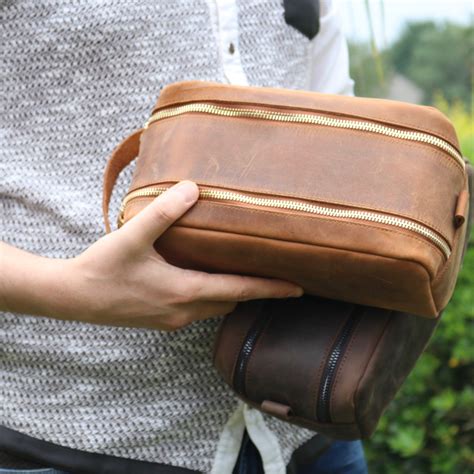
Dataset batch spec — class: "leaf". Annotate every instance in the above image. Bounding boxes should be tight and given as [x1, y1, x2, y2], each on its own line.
[387, 426, 425, 457]
[430, 389, 456, 412]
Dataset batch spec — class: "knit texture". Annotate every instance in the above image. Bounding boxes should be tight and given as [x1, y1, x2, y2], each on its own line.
[237, 0, 311, 89]
[0, 1, 321, 472]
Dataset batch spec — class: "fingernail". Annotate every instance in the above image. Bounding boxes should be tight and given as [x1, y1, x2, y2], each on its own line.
[173, 181, 199, 204]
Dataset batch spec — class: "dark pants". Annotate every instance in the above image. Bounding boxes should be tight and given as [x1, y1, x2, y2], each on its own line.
[233, 431, 368, 474]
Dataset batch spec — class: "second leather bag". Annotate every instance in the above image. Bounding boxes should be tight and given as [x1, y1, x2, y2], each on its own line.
[213, 296, 441, 440]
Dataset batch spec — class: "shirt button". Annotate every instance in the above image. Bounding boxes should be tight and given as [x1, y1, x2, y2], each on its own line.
[228, 42, 235, 55]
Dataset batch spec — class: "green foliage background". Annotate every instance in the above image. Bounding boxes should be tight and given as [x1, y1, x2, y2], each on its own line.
[349, 20, 474, 474]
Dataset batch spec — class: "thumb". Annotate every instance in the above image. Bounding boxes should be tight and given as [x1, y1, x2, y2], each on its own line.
[119, 181, 199, 245]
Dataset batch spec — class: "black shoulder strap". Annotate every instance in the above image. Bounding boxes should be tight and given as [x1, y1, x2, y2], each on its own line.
[283, 0, 320, 40]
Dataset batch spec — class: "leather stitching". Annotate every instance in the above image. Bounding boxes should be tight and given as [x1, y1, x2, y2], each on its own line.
[125, 198, 447, 274]
[429, 217, 466, 313]
[163, 224, 436, 315]
[310, 312, 351, 422]
[124, 188, 452, 252]
[153, 88, 459, 147]
[351, 314, 393, 438]
[330, 311, 368, 423]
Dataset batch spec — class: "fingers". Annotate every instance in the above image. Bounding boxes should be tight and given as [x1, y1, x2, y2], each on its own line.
[186, 271, 303, 302]
[119, 181, 199, 245]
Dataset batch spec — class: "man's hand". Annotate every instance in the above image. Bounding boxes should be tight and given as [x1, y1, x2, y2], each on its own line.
[0, 181, 303, 330]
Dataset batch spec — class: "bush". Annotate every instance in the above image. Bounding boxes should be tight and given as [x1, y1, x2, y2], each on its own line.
[364, 98, 474, 473]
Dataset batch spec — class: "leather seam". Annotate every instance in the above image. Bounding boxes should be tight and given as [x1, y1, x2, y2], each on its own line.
[329, 313, 365, 423]
[154, 88, 459, 146]
[127, 176, 456, 238]
[311, 313, 351, 423]
[429, 218, 465, 313]
[165, 223, 436, 312]
[125, 198, 447, 270]
[432, 224, 463, 282]
[352, 314, 394, 438]
[199, 204, 448, 264]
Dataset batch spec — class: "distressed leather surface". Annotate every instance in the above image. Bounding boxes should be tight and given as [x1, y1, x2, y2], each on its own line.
[107, 80, 472, 317]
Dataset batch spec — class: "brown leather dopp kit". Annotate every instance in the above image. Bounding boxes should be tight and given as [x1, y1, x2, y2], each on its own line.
[214, 296, 443, 439]
[103, 81, 473, 439]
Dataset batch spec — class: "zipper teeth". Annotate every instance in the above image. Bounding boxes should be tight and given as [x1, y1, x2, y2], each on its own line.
[233, 327, 261, 396]
[317, 307, 364, 423]
[145, 103, 464, 169]
[120, 186, 451, 259]
[233, 303, 273, 396]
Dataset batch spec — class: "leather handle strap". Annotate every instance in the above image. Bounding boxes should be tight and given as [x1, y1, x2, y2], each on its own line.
[102, 129, 143, 233]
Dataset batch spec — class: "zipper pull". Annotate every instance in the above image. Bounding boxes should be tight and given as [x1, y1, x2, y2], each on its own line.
[455, 190, 469, 228]
[261, 400, 292, 419]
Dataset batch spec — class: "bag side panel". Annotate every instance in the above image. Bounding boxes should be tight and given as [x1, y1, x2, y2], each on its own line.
[354, 312, 439, 438]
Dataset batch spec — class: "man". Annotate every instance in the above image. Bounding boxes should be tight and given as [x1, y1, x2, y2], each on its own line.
[0, 0, 366, 472]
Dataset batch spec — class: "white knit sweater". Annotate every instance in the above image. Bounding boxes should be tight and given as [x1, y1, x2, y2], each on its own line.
[0, 1, 353, 472]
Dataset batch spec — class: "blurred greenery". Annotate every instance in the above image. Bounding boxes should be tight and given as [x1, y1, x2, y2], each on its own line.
[390, 21, 473, 106]
[348, 18, 474, 474]
[350, 21, 473, 108]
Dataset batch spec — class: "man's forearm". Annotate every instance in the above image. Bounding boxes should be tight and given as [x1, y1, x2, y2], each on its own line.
[0, 241, 69, 318]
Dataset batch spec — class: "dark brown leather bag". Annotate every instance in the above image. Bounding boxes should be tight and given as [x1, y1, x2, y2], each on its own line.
[213, 296, 440, 440]
[103, 80, 471, 317]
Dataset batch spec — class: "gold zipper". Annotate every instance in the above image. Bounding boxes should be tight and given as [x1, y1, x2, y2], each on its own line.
[145, 103, 464, 169]
[119, 185, 451, 259]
